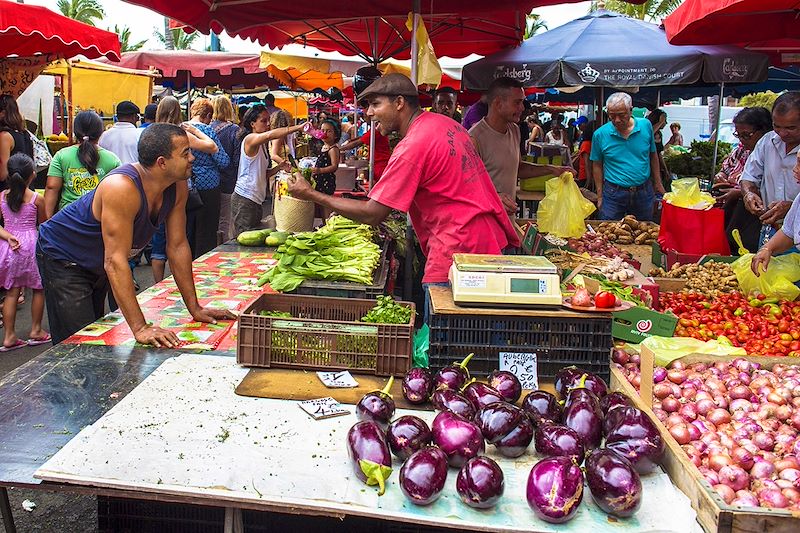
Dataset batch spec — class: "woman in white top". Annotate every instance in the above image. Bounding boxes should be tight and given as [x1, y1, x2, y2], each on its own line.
[231, 104, 304, 236]
[545, 121, 566, 146]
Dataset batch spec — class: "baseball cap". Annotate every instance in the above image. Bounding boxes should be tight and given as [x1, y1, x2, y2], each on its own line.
[358, 73, 418, 104]
[143, 104, 157, 121]
[116, 100, 140, 117]
[575, 116, 588, 126]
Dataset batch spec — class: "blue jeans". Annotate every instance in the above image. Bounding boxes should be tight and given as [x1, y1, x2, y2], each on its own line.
[599, 180, 656, 222]
[150, 222, 167, 261]
[422, 282, 450, 325]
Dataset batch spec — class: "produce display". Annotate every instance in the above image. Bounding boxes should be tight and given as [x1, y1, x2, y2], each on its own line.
[661, 292, 800, 357]
[650, 261, 740, 297]
[356, 377, 396, 427]
[564, 232, 635, 261]
[361, 296, 414, 324]
[590, 215, 660, 245]
[546, 249, 637, 281]
[258, 216, 381, 292]
[616, 357, 800, 511]
[568, 287, 622, 308]
[347, 363, 657, 524]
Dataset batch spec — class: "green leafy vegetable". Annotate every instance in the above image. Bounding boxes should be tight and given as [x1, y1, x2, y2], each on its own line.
[361, 296, 414, 324]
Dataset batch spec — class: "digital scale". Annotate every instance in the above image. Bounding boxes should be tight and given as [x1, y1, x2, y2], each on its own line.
[448, 254, 563, 307]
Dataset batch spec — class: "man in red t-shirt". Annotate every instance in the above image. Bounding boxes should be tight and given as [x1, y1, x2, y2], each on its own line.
[339, 127, 391, 181]
[288, 74, 519, 318]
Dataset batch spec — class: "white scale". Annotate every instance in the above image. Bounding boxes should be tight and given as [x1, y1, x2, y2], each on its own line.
[449, 254, 563, 307]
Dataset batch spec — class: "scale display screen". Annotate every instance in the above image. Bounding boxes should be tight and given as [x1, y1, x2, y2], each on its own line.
[510, 278, 544, 294]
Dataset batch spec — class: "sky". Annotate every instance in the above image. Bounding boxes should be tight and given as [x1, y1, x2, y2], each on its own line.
[25, 0, 595, 58]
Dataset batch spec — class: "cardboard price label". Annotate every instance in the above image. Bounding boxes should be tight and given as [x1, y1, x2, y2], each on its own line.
[298, 397, 349, 420]
[317, 371, 359, 388]
[499, 352, 538, 390]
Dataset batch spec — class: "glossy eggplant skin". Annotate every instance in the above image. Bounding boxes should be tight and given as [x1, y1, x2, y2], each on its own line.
[563, 398, 603, 450]
[399, 446, 449, 506]
[585, 449, 642, 518]
[386, 416, 432, 461]
[431, 389, 476, 419]
[474, 402, 525, 444]
[526, 456, 584, 524]
[356, 390, 396, 427]
[521, 390, 562, 425]
[488, 370, 522, 403]
[463, 381, 505, 411]
[604, 407, 664, 474]
[554, 366, 584, 400]
[533, 423, 586, 464]
[347, 421, 393, 495]
[495, 415, 533, 458]
[402, 367, 433, 404]
[599, 391, 632, 416]
[456, 456, 505, 509]
[433, 354, 473, 392]
[431, 410, 485, 468]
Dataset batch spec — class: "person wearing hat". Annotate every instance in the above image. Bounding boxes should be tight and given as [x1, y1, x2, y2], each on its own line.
[140, 104, 158, 129]
[99, 100, 143, 165]
[288, 73, 520, 321]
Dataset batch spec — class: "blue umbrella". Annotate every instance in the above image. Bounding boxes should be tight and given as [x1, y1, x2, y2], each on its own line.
[462, 10, 769, 90]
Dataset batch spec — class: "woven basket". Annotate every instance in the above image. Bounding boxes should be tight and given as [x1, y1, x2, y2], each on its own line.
[273, 194, 315, 232]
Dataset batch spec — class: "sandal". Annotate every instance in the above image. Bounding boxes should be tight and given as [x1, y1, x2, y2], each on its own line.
[27, 334, 52, 346]
[0, 339, 27, 352]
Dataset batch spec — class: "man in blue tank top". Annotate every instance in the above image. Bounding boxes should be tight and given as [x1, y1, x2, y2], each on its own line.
[37, 123, 235, 346]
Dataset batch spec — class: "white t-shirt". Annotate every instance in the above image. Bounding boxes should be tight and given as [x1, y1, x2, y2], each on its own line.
[98, 122, 142, 165]
[234, 137, 271, 204]
[780, 193, 800, 248]
[545, 131, 566, 146]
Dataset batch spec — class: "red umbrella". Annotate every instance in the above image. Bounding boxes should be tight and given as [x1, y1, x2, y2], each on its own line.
[123, 0, 593, 60]
[0, 0, 120, 60]
[665, 0, 800, 48]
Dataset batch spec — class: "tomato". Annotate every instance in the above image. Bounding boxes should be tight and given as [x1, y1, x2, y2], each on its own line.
[593, 291, 616, 309]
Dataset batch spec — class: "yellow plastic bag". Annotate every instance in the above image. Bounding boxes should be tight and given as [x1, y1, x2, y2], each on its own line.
[536, 172, 596, 238]
[638, 336, 746, 367]
[731, 252, 800, 301]
[663, 177, 715, 209]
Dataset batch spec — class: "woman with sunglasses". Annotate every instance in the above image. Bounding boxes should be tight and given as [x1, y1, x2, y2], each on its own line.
[713, 107, 773, 252]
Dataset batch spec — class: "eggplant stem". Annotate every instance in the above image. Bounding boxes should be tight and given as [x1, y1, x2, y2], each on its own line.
[459, 377, 477, 394]
[380, 376, 395, 397]
[457, 353, 474, 371]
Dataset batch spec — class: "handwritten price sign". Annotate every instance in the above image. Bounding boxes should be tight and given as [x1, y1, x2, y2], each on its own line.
[298, 397, 349, 420]
[499, 352, 538, 390]
[317, 371, 359, 388]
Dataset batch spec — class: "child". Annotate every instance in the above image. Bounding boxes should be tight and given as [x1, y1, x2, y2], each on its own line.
[310, 118, 341, 219]
[667, 122, 684, 147]
[0, 153, 50, 351]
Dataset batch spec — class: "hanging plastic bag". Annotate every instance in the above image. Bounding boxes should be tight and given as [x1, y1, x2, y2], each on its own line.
[663, 177, 715, 209]
[412, 325, 430, 368]
[638, 336, 746, 367]
[731, 252, 800, 301]
[536, 172, 596, 238]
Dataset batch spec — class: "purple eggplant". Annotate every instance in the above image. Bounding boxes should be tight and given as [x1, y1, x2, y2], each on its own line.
[356, 376, 395, 427]
[573, 372, 608, 398]
[474, 402, 525, 444]
[554, 366, 585, 400]
[387, 416, 432, 461]
[604, 407, 664, 474]
[564, 387, 600, 410]
[433, 353, 473, 392]
[526, 456, 584, 523]
[599, 391, 632, 416]
[456, 456, 505, 509]
[463, 381, 505, 411]
[346, 421, 393, 495]
[533, 423, 586, 463]
[431, 410, 485, 468]
[563, 398, 603, 450]
[495, 415, 533, 458]
[603, 405, 637, 437]
[585, 449, 642, 518]
[488, 370, 522, 403]
[399, 446, 449, 506]
[431, 389, 476, 419]
[521, 390, 562, 425]
[402, 367, 433, 405]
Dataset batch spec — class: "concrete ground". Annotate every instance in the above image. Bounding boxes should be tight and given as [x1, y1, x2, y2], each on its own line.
[0, 262, 159, 533]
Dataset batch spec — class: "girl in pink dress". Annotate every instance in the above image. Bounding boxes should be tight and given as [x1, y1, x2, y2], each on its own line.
[0, 153, 49, 351]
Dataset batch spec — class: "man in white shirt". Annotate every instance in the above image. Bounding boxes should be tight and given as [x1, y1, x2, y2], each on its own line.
[99, 101, 143, 164]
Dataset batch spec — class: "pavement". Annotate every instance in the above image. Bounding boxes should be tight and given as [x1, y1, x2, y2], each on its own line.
[0, 263, 159, 533]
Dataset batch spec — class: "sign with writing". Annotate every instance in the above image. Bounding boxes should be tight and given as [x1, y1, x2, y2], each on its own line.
[317, 371, 359, 388]
[499, 352, 538, 390]
[459, 273, 487, 289]
[298, 397, 349, 420]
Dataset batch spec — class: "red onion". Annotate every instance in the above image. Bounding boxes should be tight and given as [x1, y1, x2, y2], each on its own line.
[669, 423, 691, 445]
[709, 453, 733, 472]
[701, 468, 720, 486]
[714, 484, 736, 504]
[652, 366, 667, 383]
[708, 409, 732, 426]
[792, 412, 800, 431]
[713, 395, 729, 409]
[768, 393, 787, 406]
[670, 360, 686, 371]
[732, 490, 759, 508]
[654, 409, 668, 423]
[759, 488, 789, 508]
[679, 403, 698, 421]
[714, 361, 731, 373]
[611, 348, 630, 365]
[630, 375, 641, 388]
[653, 383, 672, 400]
[729, 399, 753, 412]
[695, 399, 715, 416]
[661, 397, 680, 413]
[775, 457, 800, 472]
[668, 370, 687, 384]
[666, 413, 686, 427]
[750, 461, 776, 480]
[733, 358, 751, 373]
[754, 432, 775, 451]
[731, 447, 755, 471]
[720, 433, 735, 450]
[695, 391, 713, 402]
[686, 423, 702, 442]
[779, 468, 800, 484]
[783, 487, 800, 503]
[719, 465, 750, 491]
[738, 372, 751, 385]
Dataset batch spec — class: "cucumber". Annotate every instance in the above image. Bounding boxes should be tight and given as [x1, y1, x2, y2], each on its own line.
[237, 229, 270, 246]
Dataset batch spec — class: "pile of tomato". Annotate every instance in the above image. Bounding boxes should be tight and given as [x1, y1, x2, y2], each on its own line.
[659, 292, 800, 357]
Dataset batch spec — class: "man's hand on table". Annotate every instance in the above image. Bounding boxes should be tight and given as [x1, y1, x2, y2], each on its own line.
[134, 324, 181, 348]
[760, 200, 791, 226]
[190, 306, 237, 325]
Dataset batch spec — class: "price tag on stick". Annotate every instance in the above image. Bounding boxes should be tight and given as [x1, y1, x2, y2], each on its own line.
[499, 352, 538, 390]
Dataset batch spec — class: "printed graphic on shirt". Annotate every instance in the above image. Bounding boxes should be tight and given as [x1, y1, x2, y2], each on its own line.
[67, 167, 101, 197]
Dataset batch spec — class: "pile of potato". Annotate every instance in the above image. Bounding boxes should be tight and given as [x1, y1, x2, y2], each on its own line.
[592, 216, 659, 245]
[649, 261, 739, 296]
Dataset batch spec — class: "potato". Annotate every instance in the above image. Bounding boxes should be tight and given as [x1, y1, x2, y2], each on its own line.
[634, 233, 649, 244]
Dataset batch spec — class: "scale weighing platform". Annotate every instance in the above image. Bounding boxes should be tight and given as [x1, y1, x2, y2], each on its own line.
[448, 254, 562, 306]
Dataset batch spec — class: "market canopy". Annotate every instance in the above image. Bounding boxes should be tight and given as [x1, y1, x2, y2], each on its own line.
[122, 0, 598, 60]
[462, 10, 770, 90]
[99, 51, 278, 90]
[0, 0, 120, 61]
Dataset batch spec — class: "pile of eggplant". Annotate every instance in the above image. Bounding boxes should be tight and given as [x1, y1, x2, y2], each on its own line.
[345, 359, 664, 523]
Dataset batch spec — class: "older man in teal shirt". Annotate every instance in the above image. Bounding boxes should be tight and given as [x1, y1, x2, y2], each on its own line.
[591, 92, 664, 221]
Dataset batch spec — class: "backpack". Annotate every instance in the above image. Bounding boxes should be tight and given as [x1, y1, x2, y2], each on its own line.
[28, 131, 52, 171]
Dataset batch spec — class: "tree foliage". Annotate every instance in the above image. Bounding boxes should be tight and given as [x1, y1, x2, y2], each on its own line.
[590, 0, 684, 22]
[524, 13, 548, 39]
[111, 25, 147, 52]
[153, 27, 199, 50]
[57, 0, 105, 26]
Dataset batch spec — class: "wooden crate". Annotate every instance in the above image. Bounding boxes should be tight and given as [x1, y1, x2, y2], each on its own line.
[610, 349, 800, 533]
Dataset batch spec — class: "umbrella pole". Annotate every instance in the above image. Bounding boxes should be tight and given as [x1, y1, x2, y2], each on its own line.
[67, 64, 73, 141]
[711, 82, 725, 179]
[186, 71, 192, 118]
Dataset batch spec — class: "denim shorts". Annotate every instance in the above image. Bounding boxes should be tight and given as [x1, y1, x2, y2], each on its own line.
[150, 222, 167, 261]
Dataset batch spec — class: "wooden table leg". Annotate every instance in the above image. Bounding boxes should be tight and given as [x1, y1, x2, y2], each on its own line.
[0, 487, 16, 533]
